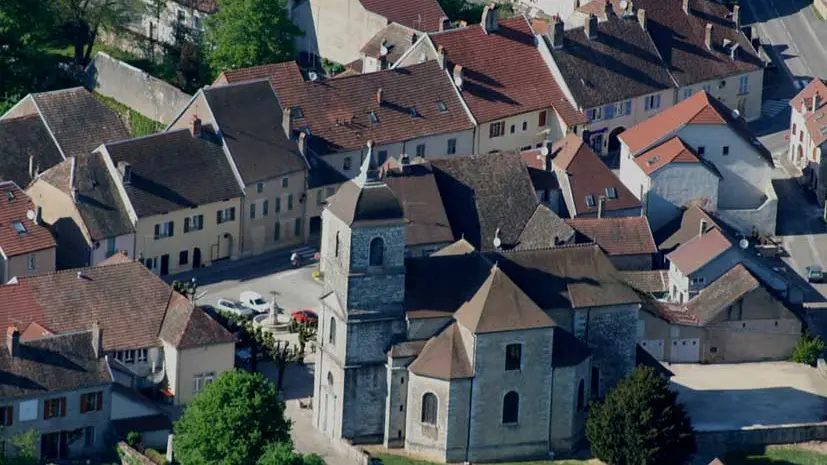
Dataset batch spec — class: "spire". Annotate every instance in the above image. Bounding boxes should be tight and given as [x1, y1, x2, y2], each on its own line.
[355, 140, 381, 187]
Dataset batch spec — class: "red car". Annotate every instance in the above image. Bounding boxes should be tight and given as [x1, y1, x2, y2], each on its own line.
[291, 309, 318, 325]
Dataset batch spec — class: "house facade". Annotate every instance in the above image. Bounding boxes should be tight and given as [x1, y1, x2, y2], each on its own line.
[788, 78, 827, 204]
[0, 182, 56, 283]
[130, 0, 214, 46]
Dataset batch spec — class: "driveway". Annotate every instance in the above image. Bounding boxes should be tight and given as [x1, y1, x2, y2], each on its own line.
[669, 362, 827, 432]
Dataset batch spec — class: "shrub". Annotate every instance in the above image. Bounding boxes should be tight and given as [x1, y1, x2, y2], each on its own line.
[144, 448, 167, 465]
[791, 333, 826, 366]
[126, 431, 143, 449]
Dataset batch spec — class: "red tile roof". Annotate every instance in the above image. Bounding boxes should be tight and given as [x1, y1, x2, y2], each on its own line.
[429, 16, 585, 125]
[0, 182, 56, 257]
[792, 79, 827, 146]
[551, 134, 640, 216]
[667, 228, 732, 275]
[214, 62, 305, 88]
[360, 0, 447, 32]
[567, 216, 657, 256]
[635, 136, 703, 175]
[273, 61, 475, 153]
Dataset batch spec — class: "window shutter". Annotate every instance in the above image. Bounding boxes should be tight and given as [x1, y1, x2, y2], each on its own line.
[44, 402, 48, 419]
[184, 217, 190, 233]
[96, 392, 103, 411]
[655, 94, 661, 107]
[169, 221, 174, 237]
[60, 398, 66, 417]
[230, 208, 235, 221]
[80, 394, 87, 413]
[216, 211, 222, 224]
[6, 406, 12, 426]
[198, 215, 204, 229]
[154, 224, 160, 239]
[644, 98, 649, 111]
[626, 100, 632, 115]
[538, 110, 547, 127]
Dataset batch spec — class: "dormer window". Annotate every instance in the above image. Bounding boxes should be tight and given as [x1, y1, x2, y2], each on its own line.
[409, 107, 421, 119]
[605, 187, 617, 199]
[585, 194, 596, 208]
[436, 101, 448, 113]
[368, 111, 380, 126]
[12, 221, 26, 234]
[290, 106, 303, 118]
[4, 190, 14, 201]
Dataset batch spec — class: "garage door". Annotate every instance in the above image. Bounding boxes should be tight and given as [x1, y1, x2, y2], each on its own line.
[640, 340, 664, 360]
[671, 338, 700, 363]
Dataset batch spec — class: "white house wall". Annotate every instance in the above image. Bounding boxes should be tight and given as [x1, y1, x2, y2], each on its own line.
[646, 164, 719, 232]
[680, 69, 764, 122]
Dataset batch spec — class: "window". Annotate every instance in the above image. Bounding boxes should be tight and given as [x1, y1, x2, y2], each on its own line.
[290, 106, 303, 118]
[793, 123, 797, 135]
[124, 350, 134, 363]
[591, 367, 600, 399]
[250, 202, 257, 219]
[274, 222, 281, 241]
[80, 392, 103, 413]
[329, 317, 336, 345]
[177, 9, 185, 22]
[697, 146, 706, 156]
[154, 221, 174, 239]
[577, 380, 585, 412]
[520, 145, 532, 151]
[288, 194, 294, 211]
[335, 231, 340, 257]
[510, 124, 516, 134]
[502, 391, 519, 424]
[738, 75, 749, 94]
[106, 237, 116, 257]
[605, 187, 617, 199]
[684, 88, 693, 99]
[294, 218, 301, 237]
[416, 144, 426, 158]
[275, 197, 281, 213]
[193, 15, 200, 29]
[184, 214, 204, 233]
[137, 348, 147, 363]
[723, 146, 730, 156]
[800, 131, 804, 142]
[603, 103, 615, 120]
[620, 100, 632, 116]
[27, 254, 35, 271]
[0, 406, 12, 426]
[644, 94, 661, 111]
[538, 110, 547, 127]
[343, 157, 352, 171]
[368, 111, 379, 126]
[84, 426, 96, 447]
[585, 194, 596, 208]
[447, 138, 457, 155]
[521, 121, 528, 131]
[262, 200, 269, 216]
[421, 393, 437, 425]
[179, 250, 189, 266]
[11, 221, 26, 234]
[702, 84, 712, 93]
[588, 107, 602, 122]
[369, 237, 384, 266]
[217, 208, 235, 224]
[44, 397, 66, 419]
[193, 372, 215, 394]
[257, 182, 264, 193]
[489, 121, 505, 138]
[710, 346, 718, 354]
[317, 190, 324, 206]
[505, 343, 521, 371]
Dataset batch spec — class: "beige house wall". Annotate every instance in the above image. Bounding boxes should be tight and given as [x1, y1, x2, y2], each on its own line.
[135, 197, 242, 276]
[682, 69, 764, 122]
[583, 88, 676, 154]
[5, 247, 56, 281]
[476, 109, 565, 155]
[173, 342, 235, 405]
[243, 171, 307, 256]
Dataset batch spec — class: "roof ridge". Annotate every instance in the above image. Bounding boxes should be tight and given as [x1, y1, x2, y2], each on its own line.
[499, 242, 599, 254]
[0, 114, 41, 124]
[12, 259, 141, 283]
[206, 77, 274, 91]
[104, 128, 190, 148]
[24, 327, 93, 344]
[32, 86, 85, 97]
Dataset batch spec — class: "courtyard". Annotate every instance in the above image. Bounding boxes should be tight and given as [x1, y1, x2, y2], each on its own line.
[669, 362, 827, 432]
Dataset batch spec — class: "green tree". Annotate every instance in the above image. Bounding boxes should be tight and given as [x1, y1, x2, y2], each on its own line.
[586, 366, 695, 465]
[174, 370, 291, 465]
[202, 0, 302, 76]
[791, 333, 826, 366]
[257, 442, 325, 465]
[0, 0, 52, 99]
[0, 429, 39, 465]
[53, 0, 146, 66]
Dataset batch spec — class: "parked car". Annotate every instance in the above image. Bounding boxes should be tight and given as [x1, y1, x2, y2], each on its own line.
[240, 291, 270, 313]
[216, 298, 256, 319]
[291, 309, 318, 325]
[807, 265, 824, 283]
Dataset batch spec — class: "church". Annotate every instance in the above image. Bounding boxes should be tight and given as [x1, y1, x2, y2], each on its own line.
[312, 143, 642, 463]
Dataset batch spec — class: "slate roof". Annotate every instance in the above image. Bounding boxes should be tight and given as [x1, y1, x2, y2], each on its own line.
[620, 270, 669, 294]
[0, 115, 64, 188]
[655, 204, 719, 252]
[619, 92, 773, 165]
[272, 61, 474, 153]
[408, 322, 474, 379]
[635, 136, 706, 175]
[387, 339, 428, 358]
[667, 228, 732, 275]
[31, 88, 130, 159]
[791, 78, 827, 146]
[103, 130, 243, 218]
[516, 204, 576, 250]
[159, 293, 235, 349]
[0, 182, 56, 257]
[327, 178, 405, 227]
[539, 11, 676, 109]
[213, 61, 304, 87]
[551, 134, 640, 216]
[429, 16, 585, 125]
[521, 149, 559, 192]
[203, 80, 307, 184]
[455, 264, 556, 334]
[384, 170, 453, 247]
[567, 216, 657, 256]
[685, 264, 758, 324]
[405, 252, 494, 319]
[0, 260, 232, 351]
[0, 330, 112, 399]
[361, 23, 421, 65]
[360, 0, 447, 32]
[39, 152, 134, 241]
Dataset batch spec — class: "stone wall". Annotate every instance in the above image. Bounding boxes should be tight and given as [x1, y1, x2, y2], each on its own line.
[84, 52, 191, 125]
[583, 304, 639, 396]
[405, 373, 451, 462]
[342, 363, 389, 442]
[716, 183, 779, 236]
[549, 357, 590, 452]
[695, 422, 827, 451]
[384, 355, 413, 447]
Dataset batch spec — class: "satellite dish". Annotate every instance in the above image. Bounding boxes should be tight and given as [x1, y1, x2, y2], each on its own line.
[540, 146, 550, 156]
[739, 238, 749, 249]
[308, 71, 319, 81]
[493, 236, 502, 248]
[619, 0, 629, 9]
[380, 45, 389, 56]
[731, 109, 740, 119]
[26, 210, 35, 221]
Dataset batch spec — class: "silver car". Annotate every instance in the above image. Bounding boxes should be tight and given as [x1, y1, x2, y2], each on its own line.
[216, 298, 256, 319]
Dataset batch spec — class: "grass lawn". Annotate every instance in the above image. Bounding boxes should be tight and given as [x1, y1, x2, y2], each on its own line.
[371, 453, 599, 465]
[724, 446, 827, 465]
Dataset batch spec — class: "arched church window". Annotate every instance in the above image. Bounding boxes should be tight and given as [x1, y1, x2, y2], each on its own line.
[369, 237, 384, 266]
[502, 391, 519, 424]
[421, 393, 437, 424]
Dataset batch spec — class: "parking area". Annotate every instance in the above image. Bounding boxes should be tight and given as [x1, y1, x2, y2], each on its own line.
[669, 362, 827, 432]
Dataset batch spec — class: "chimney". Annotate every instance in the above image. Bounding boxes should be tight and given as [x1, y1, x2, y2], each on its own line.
[638, 8, 647, 31]
[733, 4, 741, 29]
[603, 0, 613, 18]
[437, 45, 447, 70]
[481, 3, 499, 34]
[597, 195, 605, 218]
[550, 16, 565, 49]
[705, 23, 713, 50]
[699, 219, 708, 237]
[378, 53, 388, 70]
[376, 87, 384, 105]
[117, 161, 132, 184]
[28, 155, 34, 179]
[585, 14, 598, 40]
[814, 93, 821, 113]
[683, 0, 691, 15]
[453, 64, 464, 90]
[282, 107, 293, 139]
[92, 321, 103, 358]
[298, 131, 307, 156]
[6, 326, 19, 357]
[410, 32, 418, 45]
[191, 117, 202, 138]
[729, 42, 740, 60]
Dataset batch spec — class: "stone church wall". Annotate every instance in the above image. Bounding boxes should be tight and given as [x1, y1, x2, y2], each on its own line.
[584, 304, 639, 396]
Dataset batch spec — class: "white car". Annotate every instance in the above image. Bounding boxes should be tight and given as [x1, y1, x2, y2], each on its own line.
[240, 291, 270, 313]
[216, 298, 255, 319]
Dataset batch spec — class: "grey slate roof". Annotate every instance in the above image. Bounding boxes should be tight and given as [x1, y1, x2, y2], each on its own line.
[202, 80, 307, 185]
[0, 330, 112, 399]
[0, 115, 64, 188]
[327, 179, 405, 227]
[384, 170, 454, 247]
[103, 130, 243, 218]
[516, 204, 575, 250]
[32, 88, 130, 158]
